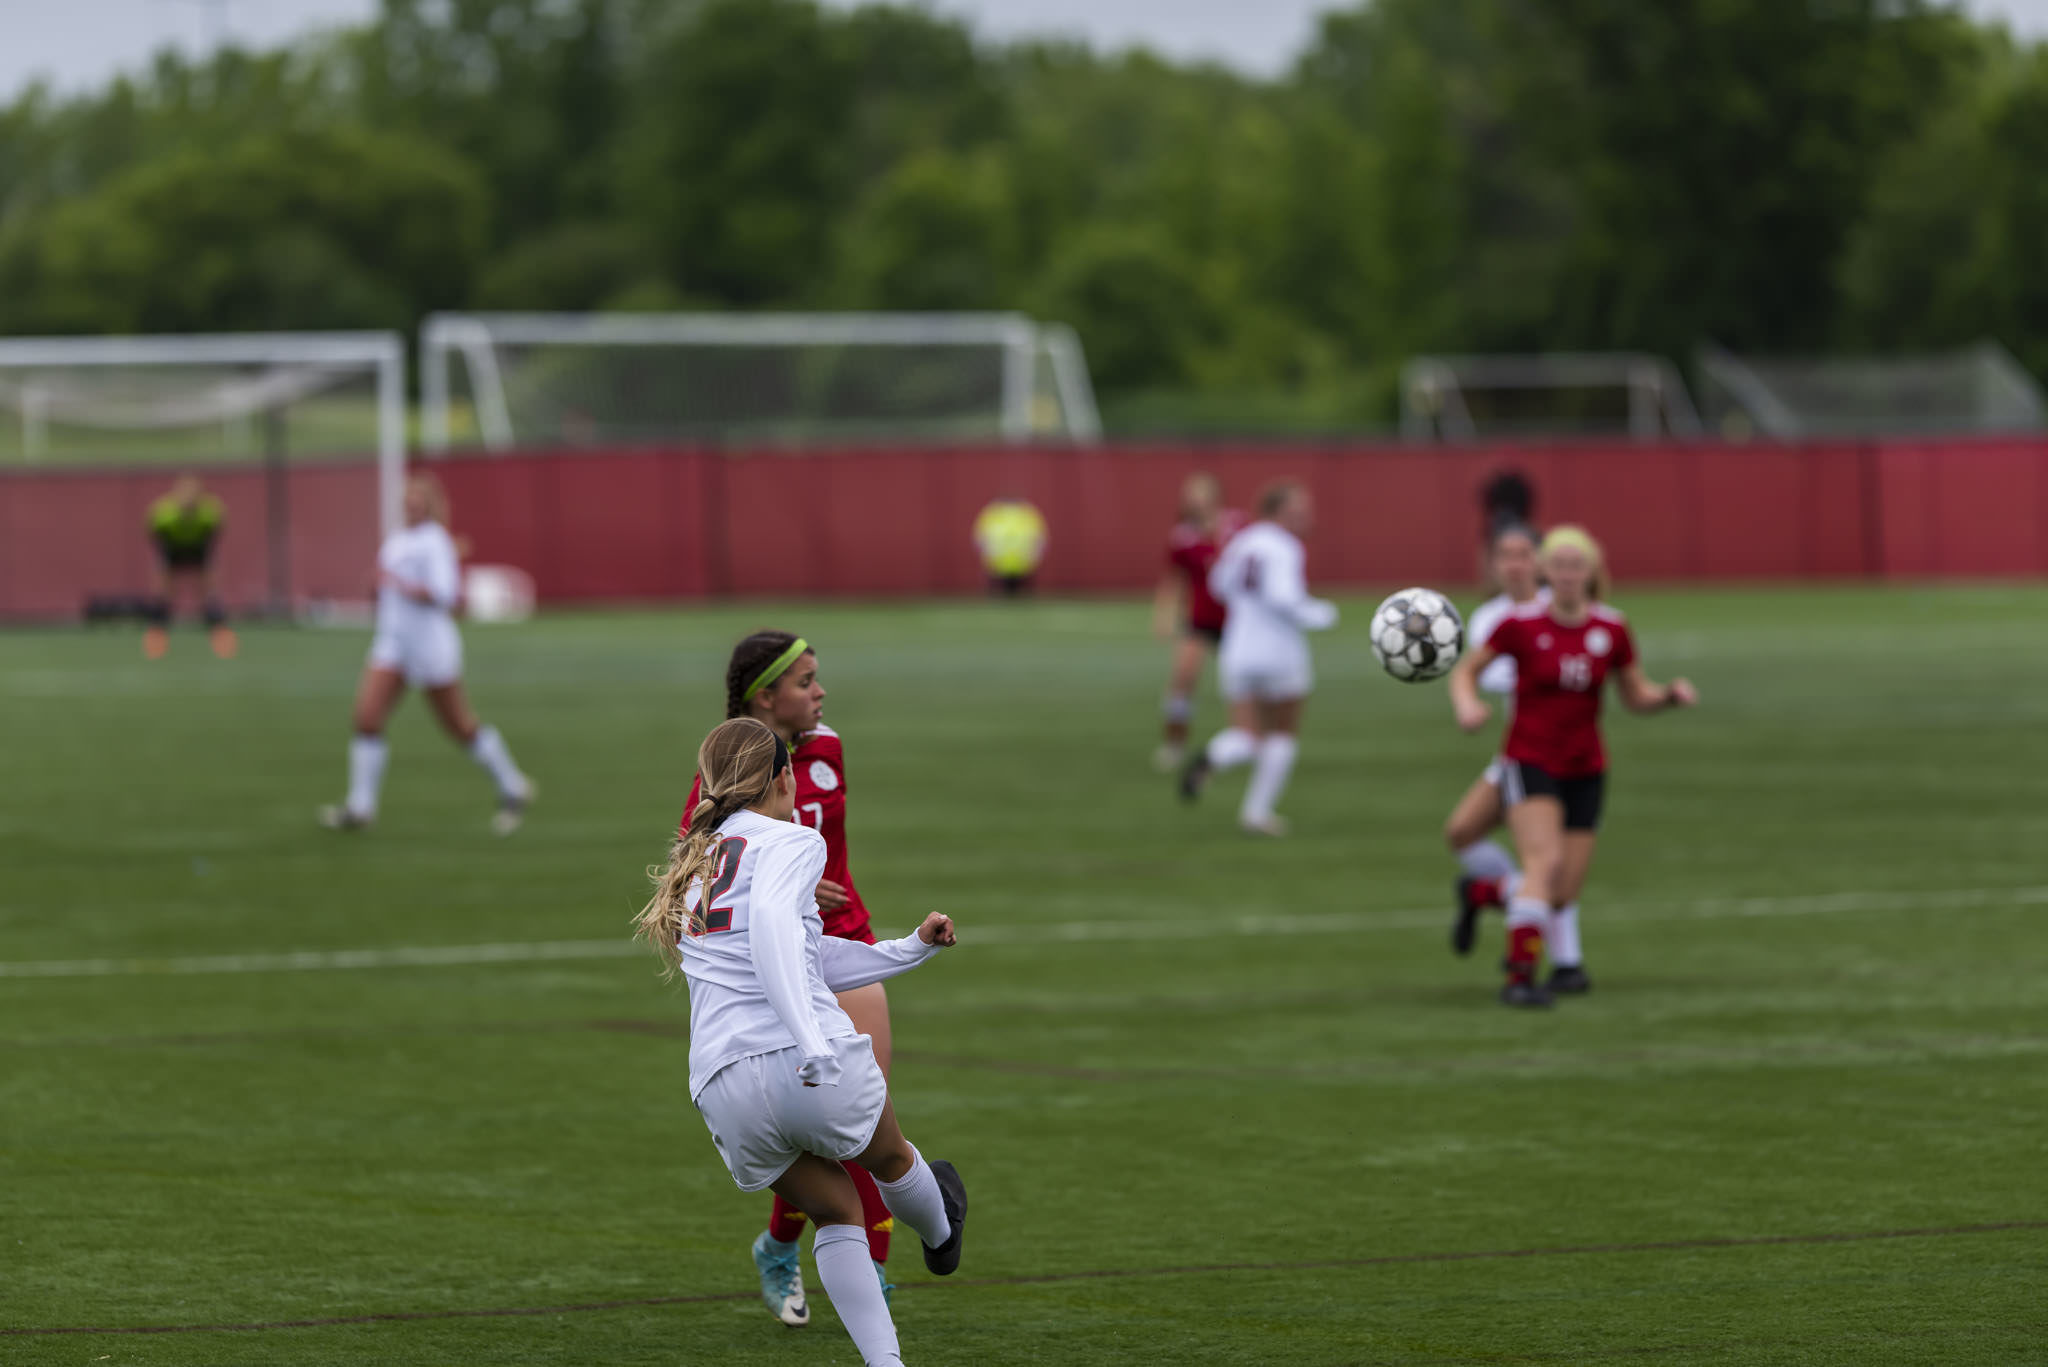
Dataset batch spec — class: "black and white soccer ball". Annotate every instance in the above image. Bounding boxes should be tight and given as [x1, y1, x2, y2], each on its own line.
[1370, 587, 1464, 683]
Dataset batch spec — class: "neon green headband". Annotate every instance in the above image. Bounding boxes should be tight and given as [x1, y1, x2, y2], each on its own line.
[742, 638, 810, 704]
[1541, 526, 1602, 566]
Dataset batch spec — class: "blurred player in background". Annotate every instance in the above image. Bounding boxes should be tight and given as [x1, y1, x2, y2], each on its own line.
[638, 717, 967, 1367]
[1152, 472, 1243, 771]
[1445, 522, 1548, 956]
[685, 631, 903, 1325]
[1180, 480, 1338, 836]
[144, 474, 235, 660]
[1448, 527, 1697, 1007]
[971, 495, 1047, 595]
[319, 474, 533, 834]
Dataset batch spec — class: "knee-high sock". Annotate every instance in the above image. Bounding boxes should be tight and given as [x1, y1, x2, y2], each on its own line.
[1204, 726, 1257, 771]
[767, 1193, 808, 1245]
[347, 735, 387, 818]
[813, 1223, 902, 1367]
[844, 1161, 893, 1265]
[1162, 692, 1193, 744]
[873, 1146, 951, 1250]
[1505, 896, 1547, 984]
[1549, 902, 1582, 968]
[1457, 838, 1519, 883]
[1240, 734, 1298, 824]
[467, 723, 527, 800]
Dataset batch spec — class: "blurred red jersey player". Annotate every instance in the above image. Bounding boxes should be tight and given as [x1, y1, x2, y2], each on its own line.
[1153, 472, 1244, 771]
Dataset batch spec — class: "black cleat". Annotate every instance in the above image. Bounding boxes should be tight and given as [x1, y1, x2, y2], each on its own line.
[1499, 979, 1554, 1009]
[1178, 752, 1211, 803]
[1452, 877, 1485, 957]
[920, 1160, 968, 1276]
[1546, 964, 1592, 995]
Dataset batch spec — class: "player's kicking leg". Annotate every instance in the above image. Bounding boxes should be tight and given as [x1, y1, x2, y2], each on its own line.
[321, 665, 404, 829]
[423, 681, 534, 834]
[1236, 696, 1303, 837]
[1445, 766, 1517, 956]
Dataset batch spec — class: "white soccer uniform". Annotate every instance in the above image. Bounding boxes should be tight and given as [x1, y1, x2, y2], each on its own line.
[1470, 588, 1550, 786]
[1207, 520, 1339, 702]
[683, 808, 943, 1192]
[369, 520, 464, 687]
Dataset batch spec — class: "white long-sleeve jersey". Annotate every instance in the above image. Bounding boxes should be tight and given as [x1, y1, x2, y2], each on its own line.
[375, 520, 462, 636]
[679, 808, 942, 1099]
[1207, 520, 1338, 669]
[1467, 588, 1551, 695]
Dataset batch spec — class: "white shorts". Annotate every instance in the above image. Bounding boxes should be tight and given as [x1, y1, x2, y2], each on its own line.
[693, 1035, 888, 1193]
[369, 619, 463, 689]
[1482, 757, 1505, 787]
[1218, 654, 1313, 703]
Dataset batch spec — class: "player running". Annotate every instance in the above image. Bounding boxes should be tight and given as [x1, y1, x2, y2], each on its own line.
[686, 631, 902, 1325]
[1447, 527, 1697, 1008]
[1180, 480, 1338, 836]
[319, 474, 533, 834]
[639, 717, 968, 1367]
[143, 474, 236, 660]
[1152, 473, 1243, 771]
[1445, 521, 1548, 956]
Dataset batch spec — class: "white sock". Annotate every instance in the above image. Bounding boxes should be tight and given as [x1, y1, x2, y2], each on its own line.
[1240, 734, 1298, 824]
[1506, 896, 1548, 932]
[1457, 838, 1519, 883]
[1162, 693, 1193, 724]
[346, 735, 387, 818]
[468, 724, 527, 800]
[874, 1147, 952, 1250]
[813, 1223, 902, 1367]
[1549, 902, 1582, 967]
[1204, 726, 1257, 770]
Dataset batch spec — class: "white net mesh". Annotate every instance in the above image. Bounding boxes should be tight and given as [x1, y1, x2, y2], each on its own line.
[1697, 343, 2047, 438]
[1401, 353, 1702, 441]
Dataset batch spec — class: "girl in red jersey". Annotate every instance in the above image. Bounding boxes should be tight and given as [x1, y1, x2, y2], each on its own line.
[1446, 527, 1698, 1008]
[1152, 473, 1243, 771]
[684, 631, 898, 1327]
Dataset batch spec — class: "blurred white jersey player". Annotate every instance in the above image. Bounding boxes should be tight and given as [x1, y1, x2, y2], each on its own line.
[320, 474, 532, 834]
[1178, 481, 1338, 836]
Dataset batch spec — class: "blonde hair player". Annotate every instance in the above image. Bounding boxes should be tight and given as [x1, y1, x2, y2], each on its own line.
[1447, 527, 1697, 1007]
[1444, 521, 1548, 956]
[639, 718, 968, 1367]
[319, 474, 534, 834]
[1179, 479, 1339, 836]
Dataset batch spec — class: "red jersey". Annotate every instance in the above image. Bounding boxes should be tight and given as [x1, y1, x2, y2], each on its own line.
[1166, 510, 1243, 633]
[1486, 603, 1637, 779]
[683, 723, 874, 944]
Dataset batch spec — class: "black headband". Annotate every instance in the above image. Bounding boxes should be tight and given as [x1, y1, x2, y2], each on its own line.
[771, 733, 790, 778]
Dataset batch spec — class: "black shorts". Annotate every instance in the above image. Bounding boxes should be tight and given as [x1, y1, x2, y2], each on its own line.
[1501, 761, 1606, 832]
[1184, 623, 1223, 646]
[156, 541, 214, 570]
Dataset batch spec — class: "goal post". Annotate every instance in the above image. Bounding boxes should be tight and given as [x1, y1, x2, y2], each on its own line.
[1401, 353, 1703, 442]
[0, 331, 406, 620]
[1695, 341, 2047, 439]
[420, 311, 1103, 451]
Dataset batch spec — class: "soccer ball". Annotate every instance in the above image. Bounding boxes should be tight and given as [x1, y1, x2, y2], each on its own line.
[1370, 587, 1464, 683]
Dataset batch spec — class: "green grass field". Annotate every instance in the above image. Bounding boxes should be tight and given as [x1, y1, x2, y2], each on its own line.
[4, 587, 2046, 1365]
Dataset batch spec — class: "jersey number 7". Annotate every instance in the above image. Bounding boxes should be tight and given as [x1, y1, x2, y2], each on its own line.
[692, 836, 748, 935]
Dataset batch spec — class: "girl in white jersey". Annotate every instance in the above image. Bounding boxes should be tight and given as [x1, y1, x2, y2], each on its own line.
[1179, 480, 1338, 836]
[637, 718, 967, 1367]
[319, 474, 532, 834]
[1445, 523, 1548, 958]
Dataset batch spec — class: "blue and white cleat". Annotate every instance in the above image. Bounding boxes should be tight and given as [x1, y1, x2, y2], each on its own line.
[876, 1258, 894, 1306]
[751, 1230, 809, 1327]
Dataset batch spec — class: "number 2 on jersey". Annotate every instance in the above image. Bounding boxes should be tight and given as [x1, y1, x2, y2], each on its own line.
[692, 836, 748, 935]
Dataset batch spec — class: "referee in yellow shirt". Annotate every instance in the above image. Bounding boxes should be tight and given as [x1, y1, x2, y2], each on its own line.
[972, 497, 1048, 597]
[145, 475, 236, 659]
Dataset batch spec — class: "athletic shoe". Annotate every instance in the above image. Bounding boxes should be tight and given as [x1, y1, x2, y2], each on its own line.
[1499, 979, 1554, 1009]
[875, 1259, 894, 1307]
[208, 626, 239, 660]
[1239, 815, 1290, 838]
[317, 804, 371, 831]
[920, 1160, 968, 1277]
[1546, 964, 1592, 995]
[1178, 752, 1211, 802]
[142, 627, 170, 660]
[750, 1230, 808, 1327]
[1452, 876, 1485, 957]
[490, 781, 535, 837]
[1152, 743, 1186, 774]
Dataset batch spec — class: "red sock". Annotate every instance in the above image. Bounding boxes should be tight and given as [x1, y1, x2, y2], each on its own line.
[1504, 921, 1544, 984]
[844, 1161, 893, 1265]
[1469, 877, 1503, 909]
[767, 1193, 808, 1246]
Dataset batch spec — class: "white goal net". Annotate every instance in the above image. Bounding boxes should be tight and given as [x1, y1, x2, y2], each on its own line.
[1696, 342, 2046, 438]
[0, 332, 405, 621]
[1401, 353, 1703, 442]
[420, 311, 1102, 451]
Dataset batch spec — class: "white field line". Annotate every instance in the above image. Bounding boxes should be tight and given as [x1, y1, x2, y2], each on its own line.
[5, 884, 2047, 981]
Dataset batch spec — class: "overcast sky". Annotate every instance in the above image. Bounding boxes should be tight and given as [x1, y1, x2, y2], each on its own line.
[3, 0, 2046, 96]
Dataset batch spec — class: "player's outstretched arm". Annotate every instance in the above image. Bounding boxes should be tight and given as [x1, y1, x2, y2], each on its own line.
[1617, 663, 1698, 714]
[1448, 646, 1495, 731]
[817, 914, 956, 994]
